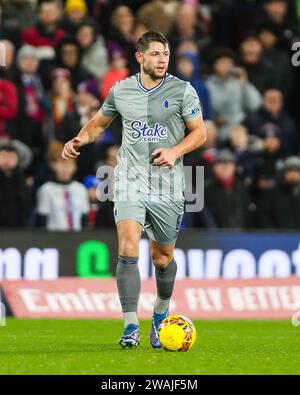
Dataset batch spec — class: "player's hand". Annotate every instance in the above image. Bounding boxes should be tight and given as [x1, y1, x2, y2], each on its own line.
[62, 137, 82, 159]
[234, 67, 248, 85]
[152, 147, 178, 168]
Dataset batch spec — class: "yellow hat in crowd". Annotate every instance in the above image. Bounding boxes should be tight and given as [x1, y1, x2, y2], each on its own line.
[65, 0, 88, 15]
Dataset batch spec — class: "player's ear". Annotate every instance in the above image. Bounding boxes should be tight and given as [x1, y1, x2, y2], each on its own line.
[135, 51, 143, 64]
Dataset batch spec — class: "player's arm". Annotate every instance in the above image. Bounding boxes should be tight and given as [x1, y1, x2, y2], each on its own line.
[152, 117, 206, 167]
[62, 111, 114, 159]
[62, 83, 119, 160]
[153, 82, 206, 167]
[174, 116, 207, 157]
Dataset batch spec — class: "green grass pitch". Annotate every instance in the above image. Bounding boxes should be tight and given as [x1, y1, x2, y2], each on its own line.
[0, 319, 299, 375]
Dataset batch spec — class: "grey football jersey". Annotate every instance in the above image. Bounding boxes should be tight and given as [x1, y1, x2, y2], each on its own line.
[100, 73, 202, 199]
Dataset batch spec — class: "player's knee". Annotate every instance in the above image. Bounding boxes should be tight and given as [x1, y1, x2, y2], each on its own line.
[151, 252, 172, 269]
[119, 239, 139, 258]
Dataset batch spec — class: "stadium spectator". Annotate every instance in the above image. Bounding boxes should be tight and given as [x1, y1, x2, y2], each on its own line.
[171, 38, 202, 74]
[239, 33, 276, 94]
[89, 0, 122, 38]
[51, 68, 74, 130]
[106, 5, 137, 74]
[176, 51, 211, 120]
[176, 38, 200, 57]
[54, 37, 91, 89]
[57, 80, 99, 142]
[136, 1, 174, 37]
[36, 140, 89, 230]
[100, 49, 129, 100]
[76, 21, 109, 79]
[207, 48, 261, 142]
[258, 22, 294, 98]
[0, 142, 28, 227]
[132, 23, 148, 46]
[0, 138, 32, 171]
[257, 156, 300, 229]
[57, 81, 100, 179]
[82, 175, 101, 228]
[253, 126, 282, 197]
[244, 89, 300, 157]
[0, 40, 17, 82]
[2, 0, 36, 47]
[21, 0, 66, 61]
[168, 3, 209, 57]
[0, 77, 18, 139]
[263, 0, 300, 50]
[210, 0, 265, 49]
[229, 125, 257, 185]
[61, 0, 90, 35]
[13, 45, 47, 175]
[204, 149, 251, 229]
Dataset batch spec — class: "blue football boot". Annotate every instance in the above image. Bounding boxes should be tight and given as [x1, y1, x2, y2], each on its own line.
[150, 310, 169, 349]
[119, 324, 140, 348]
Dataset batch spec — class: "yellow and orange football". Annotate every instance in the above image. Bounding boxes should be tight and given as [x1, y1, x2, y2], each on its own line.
[158, 314, 197, 352]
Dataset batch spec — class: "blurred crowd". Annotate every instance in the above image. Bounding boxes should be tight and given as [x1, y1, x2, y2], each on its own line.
[1, 0, 300, 231]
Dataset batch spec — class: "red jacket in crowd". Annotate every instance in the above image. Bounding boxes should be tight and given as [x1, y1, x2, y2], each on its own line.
[21, 23, 66, 48]
[0, 79, 18, 138]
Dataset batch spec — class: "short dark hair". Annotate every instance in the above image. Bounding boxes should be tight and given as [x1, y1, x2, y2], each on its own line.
[209, 47, 236, 67]
[38, 0, 61, 10]
[258, 22, 280, 37]
[0, 144, 17, 154]
[136, 31, 169, 53]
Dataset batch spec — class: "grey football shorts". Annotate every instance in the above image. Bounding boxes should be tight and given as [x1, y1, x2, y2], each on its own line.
[113, 194, 185, 245]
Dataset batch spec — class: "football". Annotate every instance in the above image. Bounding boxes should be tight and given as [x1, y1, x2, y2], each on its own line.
[158, 315, 196, 352]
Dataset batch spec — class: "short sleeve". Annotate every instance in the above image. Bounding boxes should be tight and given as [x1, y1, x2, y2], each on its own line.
[100, 84, 119, 118]
[36, 184, 51, 215]
[182, 83, 203, 121]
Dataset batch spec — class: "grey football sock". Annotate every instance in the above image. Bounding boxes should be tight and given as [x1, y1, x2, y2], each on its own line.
[154, 258, 177, 314]
[116, 255, 140, 326]
[124, 312, 139, 328]
[154, 297, 170, 315]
